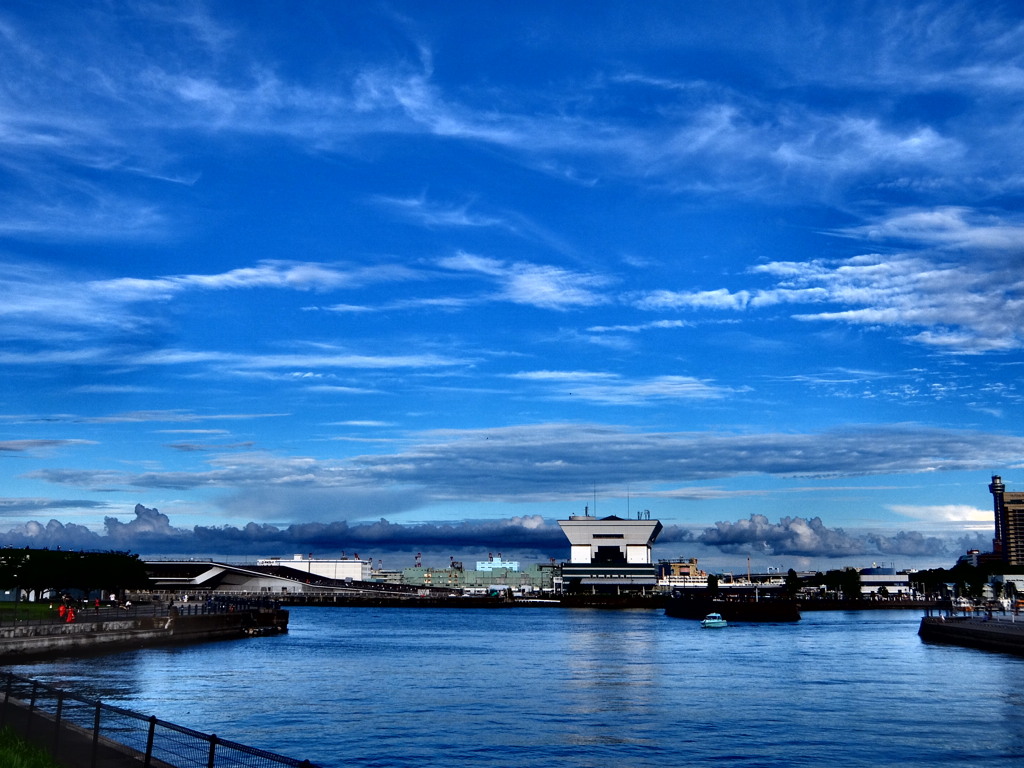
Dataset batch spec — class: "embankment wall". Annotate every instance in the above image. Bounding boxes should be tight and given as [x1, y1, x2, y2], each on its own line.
[919, 615, 1024, 656]
[0, 610, 287, 662]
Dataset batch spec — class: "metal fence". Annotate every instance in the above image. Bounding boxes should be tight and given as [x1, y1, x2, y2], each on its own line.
[0, 596, 283, 629]
[0, 672, 318, 768]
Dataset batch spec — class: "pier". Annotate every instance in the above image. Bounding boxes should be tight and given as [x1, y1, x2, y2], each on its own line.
[919, 614, 1024, 656]
[0, 600, 287, 663]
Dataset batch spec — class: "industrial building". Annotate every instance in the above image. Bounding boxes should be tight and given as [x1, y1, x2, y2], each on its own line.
[400, 562, 556, 592]
[557, 511, 663, 594]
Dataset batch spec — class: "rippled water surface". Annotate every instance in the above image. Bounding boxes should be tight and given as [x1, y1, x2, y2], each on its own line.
[9, 607, 1024, 767]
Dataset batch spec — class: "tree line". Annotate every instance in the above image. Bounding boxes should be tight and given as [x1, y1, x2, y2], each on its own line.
[912, 561, 1024, 602]
[0, 549, 150, 601]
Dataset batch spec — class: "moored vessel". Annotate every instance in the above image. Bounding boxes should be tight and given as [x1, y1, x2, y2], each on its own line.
[666, 593, 800, 622]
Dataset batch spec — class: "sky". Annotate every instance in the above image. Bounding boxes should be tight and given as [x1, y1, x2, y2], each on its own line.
[2, 0, 1023, 573]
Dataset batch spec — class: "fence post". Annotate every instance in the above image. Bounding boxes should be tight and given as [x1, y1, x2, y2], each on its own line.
[145, 715, 157, 768]
[91, 701, 101, 768]
[1, 673, 10, 727]
[26, 680, 38, 737]
[207, 734, 218, 768]
[54, 691, 64, 753]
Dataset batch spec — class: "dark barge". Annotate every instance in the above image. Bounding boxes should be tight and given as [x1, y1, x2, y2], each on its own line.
[665, 594, 801, 622]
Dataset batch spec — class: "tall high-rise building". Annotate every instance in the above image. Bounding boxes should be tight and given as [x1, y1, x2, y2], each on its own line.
[990, 475, 1024, 566]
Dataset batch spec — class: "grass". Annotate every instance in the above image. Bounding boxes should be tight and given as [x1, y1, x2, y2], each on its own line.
[0, 727, 62, 768]
[0, 603, 62, 622]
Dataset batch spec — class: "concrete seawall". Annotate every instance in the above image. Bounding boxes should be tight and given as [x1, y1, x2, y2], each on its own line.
[919, 615, 1024, 656]
[0, 608, 288, 662]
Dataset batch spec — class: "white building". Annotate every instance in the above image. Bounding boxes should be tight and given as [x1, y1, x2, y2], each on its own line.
[258, 554, 372, 582]
[558, 513, 663, 594]
[859, 567, 911, 597]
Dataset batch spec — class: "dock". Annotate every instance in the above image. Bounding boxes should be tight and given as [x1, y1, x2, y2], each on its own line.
[0, 601, 288, 663]
[919, 614, 1024, 656]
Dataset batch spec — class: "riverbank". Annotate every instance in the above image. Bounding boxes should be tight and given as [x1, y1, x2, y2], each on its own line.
[0, 606, 288, 663]
[239, 591, 939, 611]
[918, 614, 1024, 656]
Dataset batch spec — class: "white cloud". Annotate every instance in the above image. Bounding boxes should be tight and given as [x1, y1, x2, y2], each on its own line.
[782, 252, 1024, 353]
[437, 252, 506, 277]
[888, 504, 992, 524]
[633, 214, 1024, 353]
[130, 348, 465, 372]
[509, 370, 617, 382]
[439, 252, 611, 310]
[0, 197, 167, 241]
[2, 0, 1023, 255]
[0, 258, 420, 343]
[635, 289, 751, 311]
[586, 320, 691, 333]
[837, 207, 1024, 251]
[508, 371, 738, 405]
[371, 194, 508, 229]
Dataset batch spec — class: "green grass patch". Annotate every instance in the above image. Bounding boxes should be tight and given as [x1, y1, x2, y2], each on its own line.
[0, 726, 62, 768]
[0, 603, 60, 622]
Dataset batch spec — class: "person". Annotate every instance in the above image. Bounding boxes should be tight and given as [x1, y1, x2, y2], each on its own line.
[58, 603, 66, 620]
[66, 607, 76, 623]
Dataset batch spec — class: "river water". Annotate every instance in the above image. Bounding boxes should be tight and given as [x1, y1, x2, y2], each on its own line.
[7, 606, 1024, 767]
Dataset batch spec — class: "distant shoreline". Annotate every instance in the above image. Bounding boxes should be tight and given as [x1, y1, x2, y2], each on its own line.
[265, 592, 941, 612]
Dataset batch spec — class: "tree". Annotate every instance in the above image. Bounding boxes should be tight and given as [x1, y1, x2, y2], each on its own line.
[949, 562, 986, 601]
[821, 567, 862, 600]
[784, 568, 801, 598]
[707, 573, 720, 596]
[0, 549, 150, 600]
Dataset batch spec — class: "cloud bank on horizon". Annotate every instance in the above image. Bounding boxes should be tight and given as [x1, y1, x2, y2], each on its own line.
[0, 504, 992, 570]
[1, 1, 1022, 570]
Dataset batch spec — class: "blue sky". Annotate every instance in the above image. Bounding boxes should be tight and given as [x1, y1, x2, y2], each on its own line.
[2, 1, 1023, 572]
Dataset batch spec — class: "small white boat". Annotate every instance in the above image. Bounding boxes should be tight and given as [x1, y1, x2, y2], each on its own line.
[700, 612, 727, 628]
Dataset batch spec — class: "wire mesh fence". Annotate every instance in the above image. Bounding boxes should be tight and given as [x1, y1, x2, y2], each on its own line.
[0, 595, 287, 629]
[0, 671, 317, 768]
